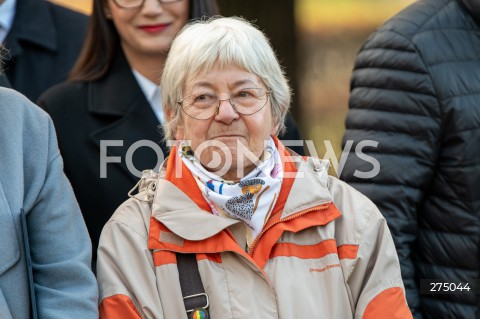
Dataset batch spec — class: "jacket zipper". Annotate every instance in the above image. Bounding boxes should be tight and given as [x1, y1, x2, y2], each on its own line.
[248, 203, 330, 256]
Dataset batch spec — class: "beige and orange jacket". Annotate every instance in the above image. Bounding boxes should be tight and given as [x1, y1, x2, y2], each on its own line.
[97, 143, 413, 319]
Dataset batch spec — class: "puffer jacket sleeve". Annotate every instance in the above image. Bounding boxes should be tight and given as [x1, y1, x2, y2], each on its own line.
[340, 25, 442, 317]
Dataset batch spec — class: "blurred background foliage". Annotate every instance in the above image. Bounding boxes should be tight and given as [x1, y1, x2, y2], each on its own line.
[52, 0, 415, 174]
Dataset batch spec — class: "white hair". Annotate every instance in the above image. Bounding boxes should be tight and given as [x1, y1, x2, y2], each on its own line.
[161, 16, 291, 141]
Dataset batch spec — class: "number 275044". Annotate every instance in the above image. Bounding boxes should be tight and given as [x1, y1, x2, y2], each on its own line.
[429, 282, 470, 292]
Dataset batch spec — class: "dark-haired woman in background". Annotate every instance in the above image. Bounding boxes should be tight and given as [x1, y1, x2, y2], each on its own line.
[38, 0, 303, 265]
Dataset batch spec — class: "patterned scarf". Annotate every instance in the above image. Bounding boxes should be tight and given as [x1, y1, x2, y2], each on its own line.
[179, 137, 283, 248]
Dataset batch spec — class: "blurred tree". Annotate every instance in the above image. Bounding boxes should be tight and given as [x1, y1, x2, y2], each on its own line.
[217, 0, 300, 122]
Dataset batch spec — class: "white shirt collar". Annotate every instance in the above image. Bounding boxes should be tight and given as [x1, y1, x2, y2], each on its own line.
[132, 69, 164, 124]
[0, 0, 16, 42]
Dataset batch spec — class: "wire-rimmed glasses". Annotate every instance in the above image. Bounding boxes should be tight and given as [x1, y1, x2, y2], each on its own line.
[112, 0, 183, 9]
[178, 88, 271, 120]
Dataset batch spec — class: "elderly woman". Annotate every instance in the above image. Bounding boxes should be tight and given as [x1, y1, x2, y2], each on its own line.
[96, 17, 412, 318]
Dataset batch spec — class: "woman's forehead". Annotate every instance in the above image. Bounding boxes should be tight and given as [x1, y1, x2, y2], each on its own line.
[184, 65, 263, 90]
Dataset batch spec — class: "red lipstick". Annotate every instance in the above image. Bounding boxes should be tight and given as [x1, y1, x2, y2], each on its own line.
[139, 24, 170, 33]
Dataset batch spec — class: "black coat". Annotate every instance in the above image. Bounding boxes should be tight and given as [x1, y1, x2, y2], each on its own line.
[38, 49, 304, 263]
[3, 0, 87, 101]
[341, 0, 480, 318]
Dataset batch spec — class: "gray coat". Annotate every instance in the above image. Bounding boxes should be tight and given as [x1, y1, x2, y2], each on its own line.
[0, 88, 98, 318]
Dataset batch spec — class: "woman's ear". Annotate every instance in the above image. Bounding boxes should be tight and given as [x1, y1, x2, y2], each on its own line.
[103, 2, 112, 19]
[165, 107, 184, 140]
[165, 107, 178, 124]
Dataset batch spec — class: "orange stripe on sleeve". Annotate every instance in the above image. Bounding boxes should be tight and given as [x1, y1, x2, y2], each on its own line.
[363, 287, 413, 319]
[338, 244, 359, 259]
[99, 294, 142, 319]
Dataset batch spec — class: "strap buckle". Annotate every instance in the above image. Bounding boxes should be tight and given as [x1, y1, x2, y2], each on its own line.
[184, 292, 209, 313]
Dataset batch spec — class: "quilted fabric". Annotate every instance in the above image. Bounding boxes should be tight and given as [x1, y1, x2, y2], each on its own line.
[341, 0, 480, 318]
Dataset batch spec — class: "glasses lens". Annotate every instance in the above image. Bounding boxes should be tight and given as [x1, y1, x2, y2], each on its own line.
[180, 88, 269, 120]
[230, 88, 269, 115]
[114, 0, 143, 8]
[182, 93, 218, 120]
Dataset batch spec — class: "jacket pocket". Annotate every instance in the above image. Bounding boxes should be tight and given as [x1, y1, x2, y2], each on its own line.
[0, 185, 20, 276]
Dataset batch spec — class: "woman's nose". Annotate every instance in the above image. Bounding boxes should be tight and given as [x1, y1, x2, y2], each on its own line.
[141, 0, 164, 14]
[214, 99, 240, 124]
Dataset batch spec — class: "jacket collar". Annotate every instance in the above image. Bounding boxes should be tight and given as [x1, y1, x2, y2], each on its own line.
[281, 157, 332, 219]
[88, 48, 144, 116]
[459, 0, 480, 24]
[5, 0, 57, 56]
[149, 139, 337, 242]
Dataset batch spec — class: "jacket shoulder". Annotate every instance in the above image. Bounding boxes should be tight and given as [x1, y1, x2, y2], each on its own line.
[1, 88, 51, 125]
[104, 171, 160, 240]
[327, 176, 385, 245]
[104, 197, 152, 242]
[37, 81, 88, 113]
[372, 0, 471, 41]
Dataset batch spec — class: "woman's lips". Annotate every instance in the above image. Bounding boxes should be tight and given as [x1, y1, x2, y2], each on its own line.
[212, 135, 246, 142]
[139, 24, 170, 33]
[213, 134, 242, 138]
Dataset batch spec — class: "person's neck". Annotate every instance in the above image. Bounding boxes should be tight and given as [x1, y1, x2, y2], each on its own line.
[219, 163, 258, 183]
[122, 47, 166, 85]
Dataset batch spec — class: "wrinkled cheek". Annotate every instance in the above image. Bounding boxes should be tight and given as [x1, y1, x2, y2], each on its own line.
[249, 139, 269, 159]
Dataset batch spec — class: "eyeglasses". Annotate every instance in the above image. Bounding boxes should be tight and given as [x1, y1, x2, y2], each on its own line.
[178, 88, 271, 120]
[113, 0, 183, 9]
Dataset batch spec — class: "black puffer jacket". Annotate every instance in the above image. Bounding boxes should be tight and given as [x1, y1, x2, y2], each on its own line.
[340, 0, 480, 318]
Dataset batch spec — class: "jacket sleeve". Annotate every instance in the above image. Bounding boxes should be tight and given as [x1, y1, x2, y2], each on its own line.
[26, 114, 99, 318]
[348, 205, 412, 319]
[97, 200, 164, 318]
[340, 25, 441, 317]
